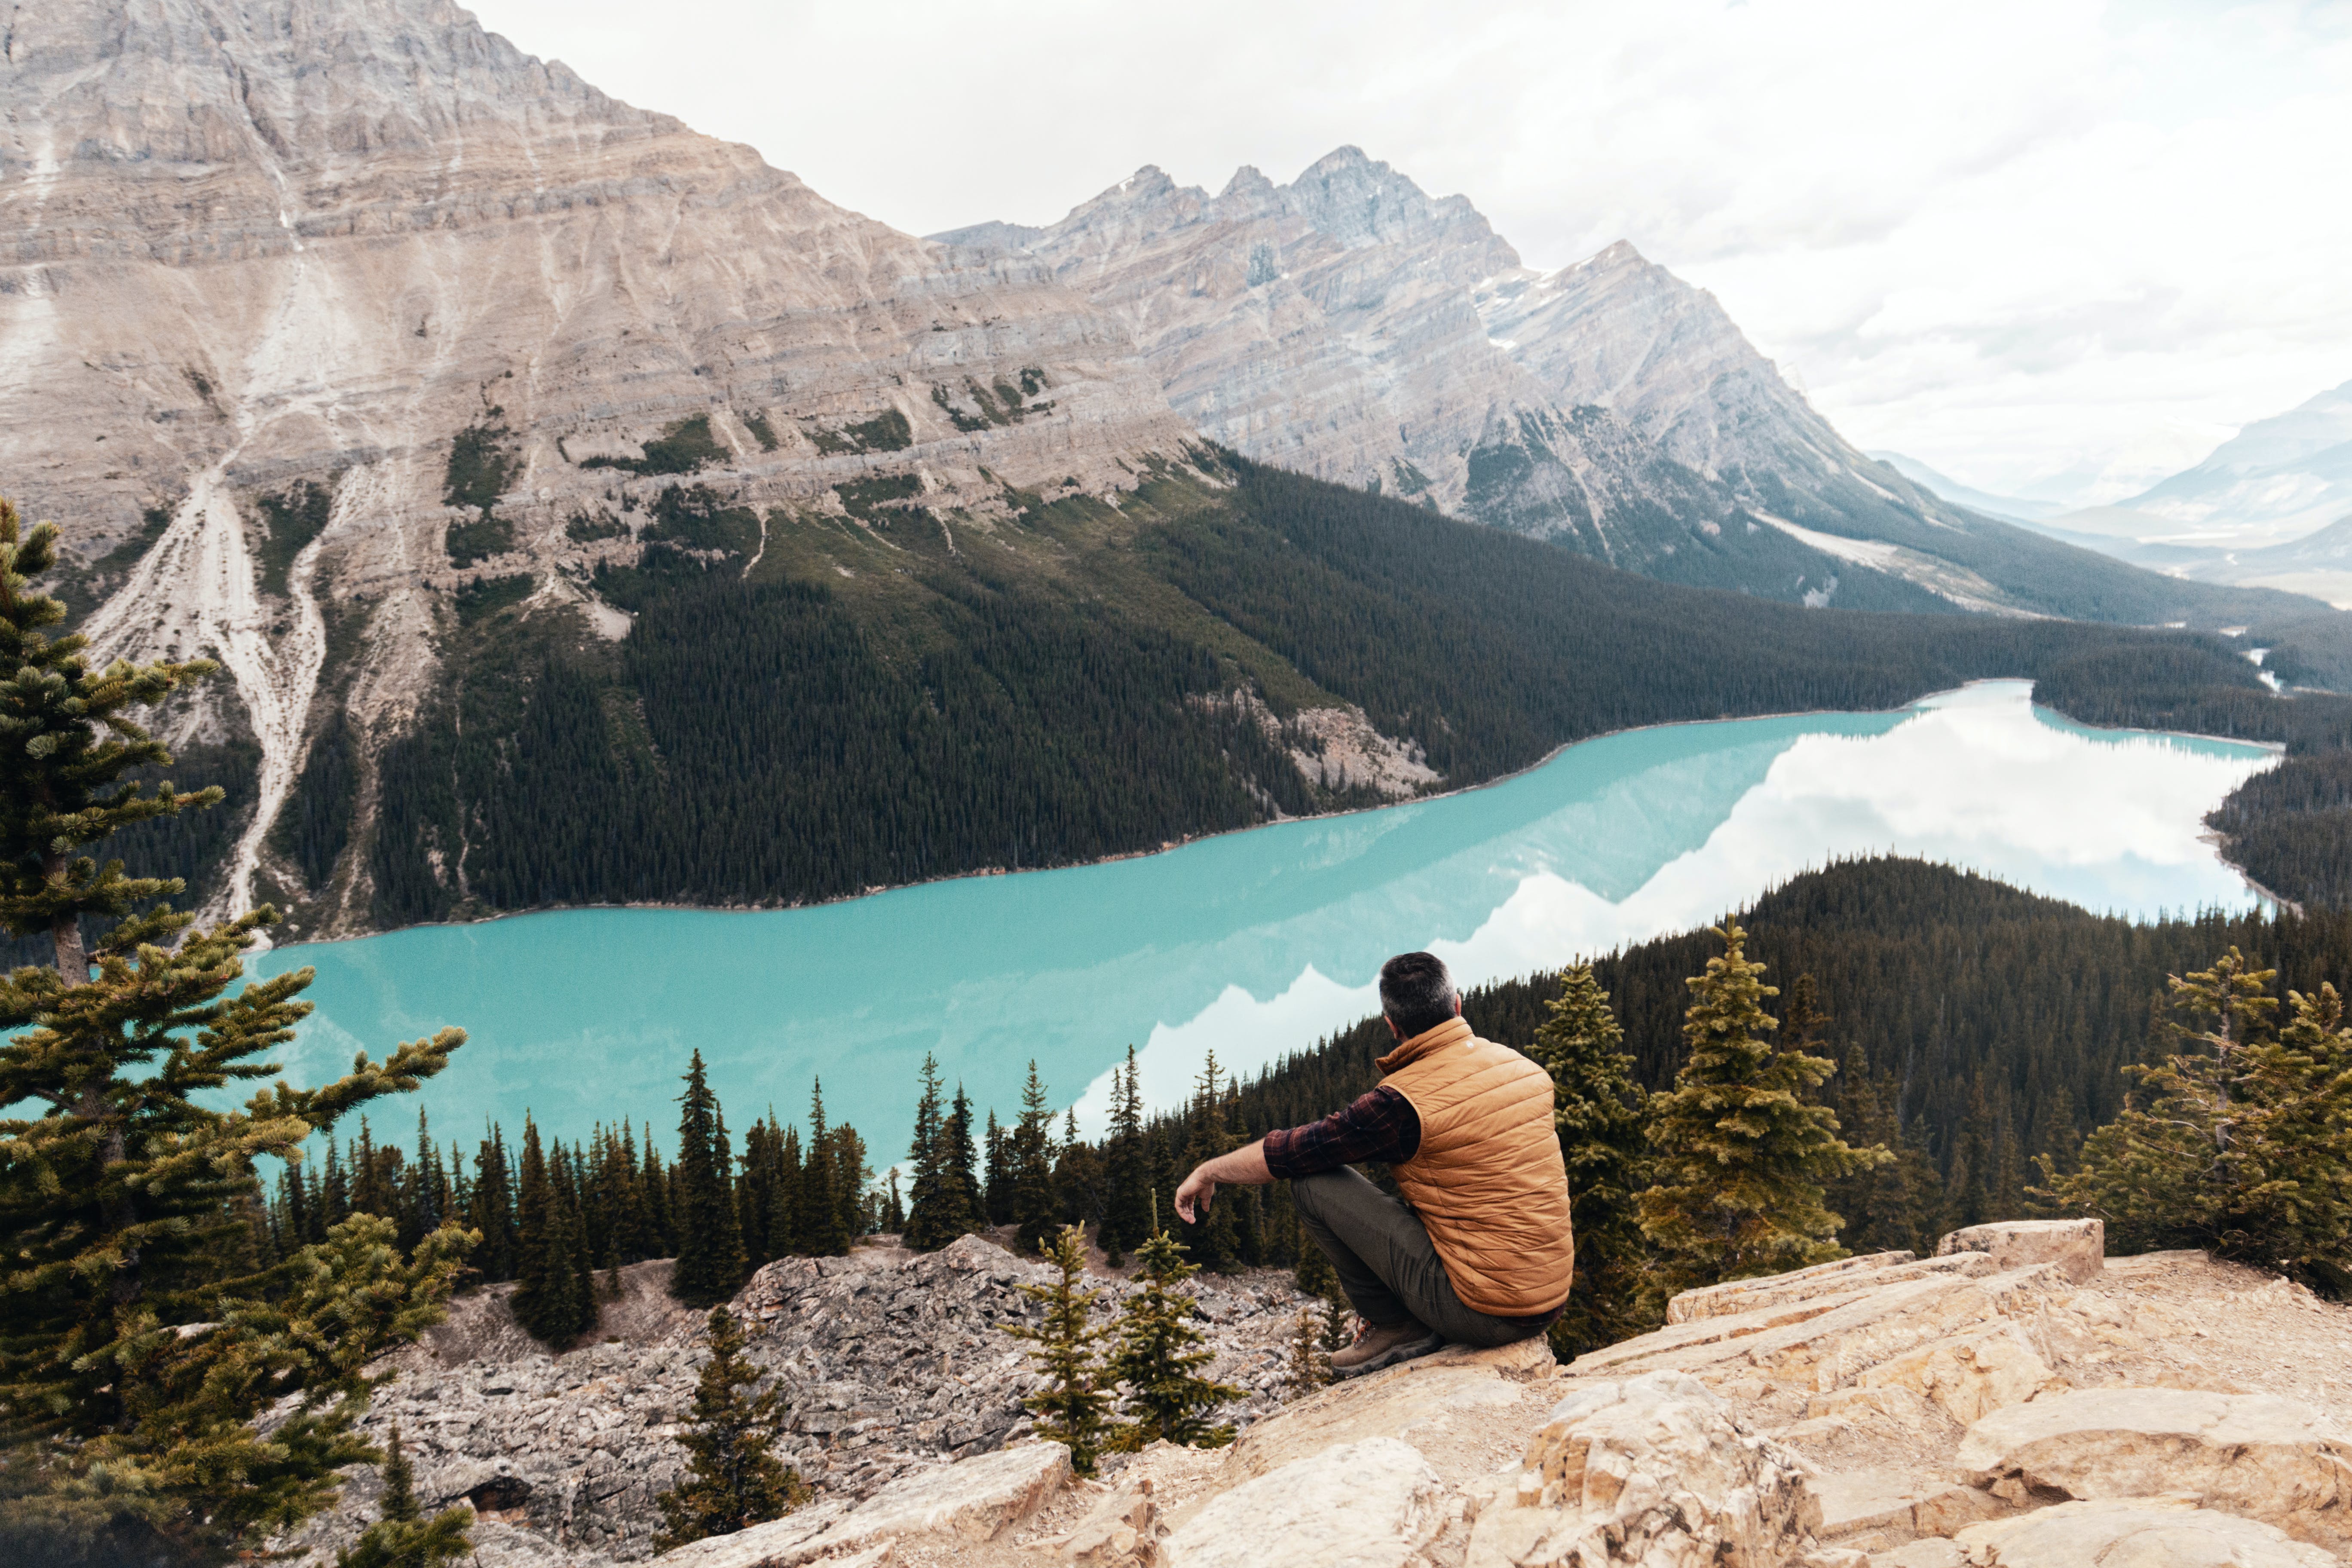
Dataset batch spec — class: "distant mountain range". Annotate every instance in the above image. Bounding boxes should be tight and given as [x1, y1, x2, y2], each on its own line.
[0, 0, 2328, 939]
[1881, 380, 2352, 606]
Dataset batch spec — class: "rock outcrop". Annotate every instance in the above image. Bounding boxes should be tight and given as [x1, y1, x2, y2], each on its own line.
[279, 1225, 2352, 1568]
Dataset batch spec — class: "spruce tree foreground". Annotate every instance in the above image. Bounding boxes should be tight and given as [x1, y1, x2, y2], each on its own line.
[653, 1306, 805, 1549]
[0, 501, 475, 1566]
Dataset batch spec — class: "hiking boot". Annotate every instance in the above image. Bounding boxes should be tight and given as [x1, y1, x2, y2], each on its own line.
[1330, 1319, 1442, 1378]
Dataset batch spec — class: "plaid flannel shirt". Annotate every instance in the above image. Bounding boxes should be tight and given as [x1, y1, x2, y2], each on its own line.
[1262, 1084, 1422, 1178]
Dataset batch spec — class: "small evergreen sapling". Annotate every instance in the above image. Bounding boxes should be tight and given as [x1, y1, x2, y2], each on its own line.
[1284, 1305, 1331, 1399]
[999, 1224, 1114, 1475]
[1107, 1231, 1245, 1449]
[654, 1307, 804, 1548]
[335, 1425, 474, 1568]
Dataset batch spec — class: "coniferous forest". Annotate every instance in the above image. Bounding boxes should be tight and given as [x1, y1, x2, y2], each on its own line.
[353, 453, 2314, 928]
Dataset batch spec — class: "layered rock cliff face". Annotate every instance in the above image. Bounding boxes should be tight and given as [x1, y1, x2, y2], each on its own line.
[1, 0, 1196, 915]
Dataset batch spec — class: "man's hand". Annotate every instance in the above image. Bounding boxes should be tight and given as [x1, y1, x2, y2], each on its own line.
[1175, 1164, 1218, 1225]
[1173, 1139, 1273, 1225]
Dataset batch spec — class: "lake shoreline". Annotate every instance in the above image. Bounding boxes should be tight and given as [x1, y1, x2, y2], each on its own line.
[269, 677, 2280, 954]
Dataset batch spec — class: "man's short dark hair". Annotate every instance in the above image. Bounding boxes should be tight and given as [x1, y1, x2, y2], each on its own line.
[1379, 952, 1458, 1038]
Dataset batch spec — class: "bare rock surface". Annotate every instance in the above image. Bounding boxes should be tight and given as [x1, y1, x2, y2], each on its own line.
[1954, 1388, 2352, 1551]
[1936, 1222, 2106, 1286]
[281, 1230, 2352, 1568]
[1465, 1373, 1819, 1568]
[1949, 1499, 2339, 1568]
[1162, 1436, 1445, 1568]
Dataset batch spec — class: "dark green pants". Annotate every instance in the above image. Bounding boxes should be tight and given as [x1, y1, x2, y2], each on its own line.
[1291, 1167, 1551, 1349]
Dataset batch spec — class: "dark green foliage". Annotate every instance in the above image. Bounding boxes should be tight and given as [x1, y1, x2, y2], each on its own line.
[1636, 924, 1881, 1300]
[581, 414, 727, 477]
[444, 512, 517, 568]
[796, 1081, 849, 1258]
[904, 1054, 983, 1250]
[454, 573, 535, 625]
[1099, 1049, 1150, 1267]
[655, 1307, 804, 1548]
[443, 423, 520, 514]
[672, 1051, 748, 1307]
[1106, 1232, 1243, 1449]
[808, 408, 914, 455]
[833, 473, 924, 521]
[2040, 954, 2352, 1294]
[511, 1116, 594, 1345]
[274, 715, 353, 890]
[360, 453, 2320, 929]
[999, 1225, 1114, 1475]
[642, 484, 761, 555]
[2207, 753, 2352, 909]
[255, 478, 337, 599]
[1528, 966, 1655, 1357]
[335, 1426, 474, 1568]
[0, 500, 473, 1561]
[1176, 1055, 1240, 1272]
[1012, 1061, 1060, 1255]
[566, 509, 631, 543]
[741, 412, 781, 453]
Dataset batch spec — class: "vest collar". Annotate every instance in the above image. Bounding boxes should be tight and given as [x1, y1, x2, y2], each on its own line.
[1376, 1015, 1473, 1075]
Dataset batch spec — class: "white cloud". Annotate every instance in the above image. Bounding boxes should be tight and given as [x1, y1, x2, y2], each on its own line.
[464, 0, 2352, 505]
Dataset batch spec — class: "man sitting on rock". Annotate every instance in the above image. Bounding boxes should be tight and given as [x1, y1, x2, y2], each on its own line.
[1173, 951, 1573, 1376]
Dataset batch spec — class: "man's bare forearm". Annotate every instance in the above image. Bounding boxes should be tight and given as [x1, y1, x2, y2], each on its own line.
[1197, 1139, 1271, 1186]
[1173, 1138, 1272, 1223]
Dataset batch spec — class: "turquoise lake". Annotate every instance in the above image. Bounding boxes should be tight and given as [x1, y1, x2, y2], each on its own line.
[248, 682, 2276, 1162]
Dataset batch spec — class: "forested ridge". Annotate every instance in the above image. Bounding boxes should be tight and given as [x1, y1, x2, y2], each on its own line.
[342, 453, 2317, 930]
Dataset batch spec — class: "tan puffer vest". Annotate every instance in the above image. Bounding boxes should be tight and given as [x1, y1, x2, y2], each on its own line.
[1379, 1016, 1574, 1317]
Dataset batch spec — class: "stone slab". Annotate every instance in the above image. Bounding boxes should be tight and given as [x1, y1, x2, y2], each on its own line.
[1952, 1498, 2337, 1568]
[1221, 1363, 1520, 1483]
[1954, 1387, 2352, 1552]
[1935, 1221, 2104, 1285]
[1164, 1436, 1442, 1568]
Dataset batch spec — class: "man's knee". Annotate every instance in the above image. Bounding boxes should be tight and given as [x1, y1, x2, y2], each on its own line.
[1289, 1168, 1359, 1223]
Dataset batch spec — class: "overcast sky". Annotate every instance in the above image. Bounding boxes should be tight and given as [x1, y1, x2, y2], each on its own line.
[469, 0, 2352, 505]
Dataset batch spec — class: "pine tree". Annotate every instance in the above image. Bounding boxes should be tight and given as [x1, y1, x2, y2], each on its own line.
[654, 1307, 804, 1548]
[512, 1116, 591, 1344]
[1012, 1061, 1060, 1255]
[0, 499, 474, 1562]
[1178, 1054, 1241, 1271]
[882, 1167, 907, 1233]
[903, 1054, 976, 1250]
[2040, 955, 2352, 1291]
[1528, 964, 1655, 1356]
[1056, 1107, 1104, 1228]
[672, 1051, 747, 1306]
[998, 1225, 1115, 1476]
[797, 1079, 848, 1257]
[1635, 925, 1883, 1303]
[1284, 1305, 1331, 1398]
[984, 1109, 1012, 1227]
[1099, 1047, 1150, 1268]
[334, 1425, 474, 1568]
[468, 1125, 519, 1282]
[943, 1084, 985, 1234]
[1107, 1231, 1245, 1449]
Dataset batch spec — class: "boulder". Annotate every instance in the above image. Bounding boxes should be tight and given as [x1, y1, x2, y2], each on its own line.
[1935, 1222, 2103, 1286]
[1466, 1372, 1819, 1568]
[1954, 1388, 2352, 1552]
[1855, 1321, 2068, 1424]
[1053, 1472, 1160, 1566]
[815, 1439, 1072, 1551]
[1951, 1499, 2338, 1568]
[1669, 1254, 1922, 1324]
[1162, 1436, 1444, 1568]
[649, 1441, 1072, 1567]
[1221, 1362, 1522, 1482]
[1813, 1470, 2011, 1550]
